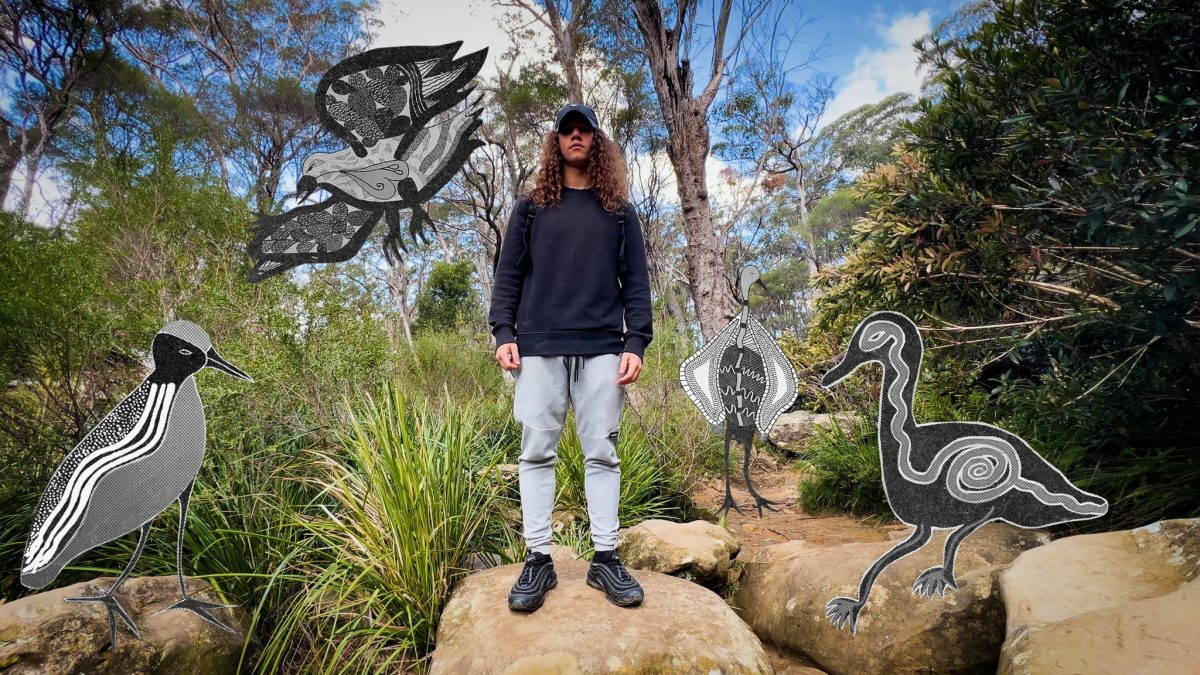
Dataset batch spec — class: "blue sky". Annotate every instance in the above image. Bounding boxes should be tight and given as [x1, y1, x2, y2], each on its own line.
[8, 0, 971, 222]
[787, 1, 966, 115]
[374, 0, 970, 125]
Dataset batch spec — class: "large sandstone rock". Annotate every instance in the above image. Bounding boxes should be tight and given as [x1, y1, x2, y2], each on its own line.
[618, 519, 741, 589]
[999, 518, 1200, 675]
[768, 411, 859, 453]
[732, 523, 1049, 675]
[0, 575, 255, 674]
[429, 558, 770, 674]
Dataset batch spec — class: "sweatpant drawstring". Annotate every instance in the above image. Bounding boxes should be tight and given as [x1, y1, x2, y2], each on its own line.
[562, 355, 587, 384]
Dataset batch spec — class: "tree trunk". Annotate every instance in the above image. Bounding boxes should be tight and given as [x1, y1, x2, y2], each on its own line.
[669, 108, 732, 339]
[0, 137, 21, 209]
[17, 149, 41, 219]
[544, 0, 585, 102]
[631, 0, 736, 340]
[796, 166, 819, 280]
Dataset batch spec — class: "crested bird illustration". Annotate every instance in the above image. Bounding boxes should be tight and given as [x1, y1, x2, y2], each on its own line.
[680, 265, 799, 517]
[247, 42, 487, 281]
[820, 311, 1108, 634]
[21, 321, 252, 646]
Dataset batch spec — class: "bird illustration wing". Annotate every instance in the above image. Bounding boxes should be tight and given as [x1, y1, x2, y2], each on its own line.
[679, 314, 743, 428]
[247, 198, 383, 282]
[744, 316, 799, 434]
[23, 380, 179, 580]
[317, 43, 487, 158]
[399, 101, 484, 196]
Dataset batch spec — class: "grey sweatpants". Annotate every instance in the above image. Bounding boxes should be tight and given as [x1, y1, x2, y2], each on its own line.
[513, 353, 625, 554]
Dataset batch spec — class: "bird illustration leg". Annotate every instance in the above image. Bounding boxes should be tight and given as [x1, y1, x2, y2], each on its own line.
[913, 507, 994, 599]
[408, 203, 436, 247]
[827, 523, 932, 634]
[65, 521, 151, 647]
[716, 432, 743, 517]
[740, 436, 779, 517]
[151, 481, 238, 633]
[382, 209, 408, 265]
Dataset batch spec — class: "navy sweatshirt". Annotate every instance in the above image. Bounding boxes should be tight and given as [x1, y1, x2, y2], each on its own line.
[487, 187, 653, 358]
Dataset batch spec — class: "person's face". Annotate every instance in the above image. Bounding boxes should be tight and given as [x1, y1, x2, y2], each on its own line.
[557, 114, 595, 168]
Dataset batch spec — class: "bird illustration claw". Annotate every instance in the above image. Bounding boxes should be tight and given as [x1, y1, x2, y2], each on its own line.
[65, 591, 141, 646]
[826, 596, 864, 634]
[750, 495, 780, 517]
[716, 494, 744, 517]
[912, 566, 958, 599]
[152, 596, 239, 633]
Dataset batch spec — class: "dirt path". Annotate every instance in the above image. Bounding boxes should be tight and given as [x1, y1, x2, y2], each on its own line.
[689, 451, 902, 555]
[689, 451, 904, 674]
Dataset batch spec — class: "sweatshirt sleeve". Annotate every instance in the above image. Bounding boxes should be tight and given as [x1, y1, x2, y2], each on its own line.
[619, 205, 654, 359]
[487, 197, 530, 346]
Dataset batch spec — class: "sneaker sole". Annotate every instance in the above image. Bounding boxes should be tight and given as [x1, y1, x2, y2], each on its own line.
[509, 576, 557, 612]
[586, 576, 643, 607]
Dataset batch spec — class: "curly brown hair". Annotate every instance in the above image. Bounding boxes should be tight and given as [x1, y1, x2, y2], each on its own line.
[527, 128, 629, 213]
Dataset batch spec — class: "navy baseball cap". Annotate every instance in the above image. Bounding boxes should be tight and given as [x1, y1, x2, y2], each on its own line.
[554, 103, 600, 133]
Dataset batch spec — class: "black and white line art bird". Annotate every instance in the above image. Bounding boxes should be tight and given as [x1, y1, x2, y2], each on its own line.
[820, 311, 1108, 634]
[680, 265, 799, 517]
[247, 42, 487, 281]
[21, 321, 252, 646]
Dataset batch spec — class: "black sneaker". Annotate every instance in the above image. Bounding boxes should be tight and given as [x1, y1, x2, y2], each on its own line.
[508, 551, 557, 612]
[587, 550, 643, 607]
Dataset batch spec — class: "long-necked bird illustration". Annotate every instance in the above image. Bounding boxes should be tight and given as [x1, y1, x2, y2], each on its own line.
[21, 321, 252, 646]
[247, 42, 487, 281]
[680, 265, 799, 517]
[820, 311, 1108, 634]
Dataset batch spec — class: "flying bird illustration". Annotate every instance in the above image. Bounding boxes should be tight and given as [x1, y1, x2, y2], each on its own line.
[247, 42, 488, 281]
[21, 321, 252, 646]
[680, 265, 799, 517]
[821, 311, 1108, 634]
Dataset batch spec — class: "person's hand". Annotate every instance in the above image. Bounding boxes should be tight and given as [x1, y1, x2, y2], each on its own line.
[496, 343, 521, 371]
[617, 352, 643, 384]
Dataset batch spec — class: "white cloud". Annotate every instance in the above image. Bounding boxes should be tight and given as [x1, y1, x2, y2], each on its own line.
[820, 9, 932, 126]
[370, 0, 551, 80]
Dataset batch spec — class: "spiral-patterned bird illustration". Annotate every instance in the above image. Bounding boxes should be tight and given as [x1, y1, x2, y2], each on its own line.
[818, 311, 1107, 635]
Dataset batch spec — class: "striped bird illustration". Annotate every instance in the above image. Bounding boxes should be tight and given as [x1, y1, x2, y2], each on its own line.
[679, 265, 799, 517]
[820, 311, 1108, 634]
[21, 321, 252, 646]
[247, 42, 487, 281]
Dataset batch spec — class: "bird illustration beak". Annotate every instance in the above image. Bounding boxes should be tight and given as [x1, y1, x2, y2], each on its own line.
[206, 349, 253, 382]
[295, 176, 318, 203]
[755, 278, 769, 294]
[820, 351, 855, 388]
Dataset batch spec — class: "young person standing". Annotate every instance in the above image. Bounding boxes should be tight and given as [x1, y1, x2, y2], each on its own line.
[488, 103, 653, 612]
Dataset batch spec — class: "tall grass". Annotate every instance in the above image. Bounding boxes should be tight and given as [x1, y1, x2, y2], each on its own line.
[255, 385, 505, 674]
[555, 414, 680, 527]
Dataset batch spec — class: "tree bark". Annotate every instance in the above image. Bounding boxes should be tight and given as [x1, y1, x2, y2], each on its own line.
[544, 0, 586, 102]
[630, 0, 738, 340]
[796, 165, 819, 281]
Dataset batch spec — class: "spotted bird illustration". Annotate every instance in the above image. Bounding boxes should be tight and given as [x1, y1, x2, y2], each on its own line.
[820, 311, 1108, 634]
[679, 265, 798, 517]
[247, 42, 487, 281]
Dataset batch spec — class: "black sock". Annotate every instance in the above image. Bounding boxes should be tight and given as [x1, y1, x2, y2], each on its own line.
[592, 549, 615, 563]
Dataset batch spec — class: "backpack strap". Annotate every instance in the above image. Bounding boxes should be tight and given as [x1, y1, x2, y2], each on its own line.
[516, 200, 538, 270]
[617, 205, 628, 275]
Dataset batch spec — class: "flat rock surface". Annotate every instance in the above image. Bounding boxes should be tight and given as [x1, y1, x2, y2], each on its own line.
[999, 518, 1200, 675]
[429, 558, 770, 674]
[732, 524, 1048, 675]
[0, 575, 254, 675]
